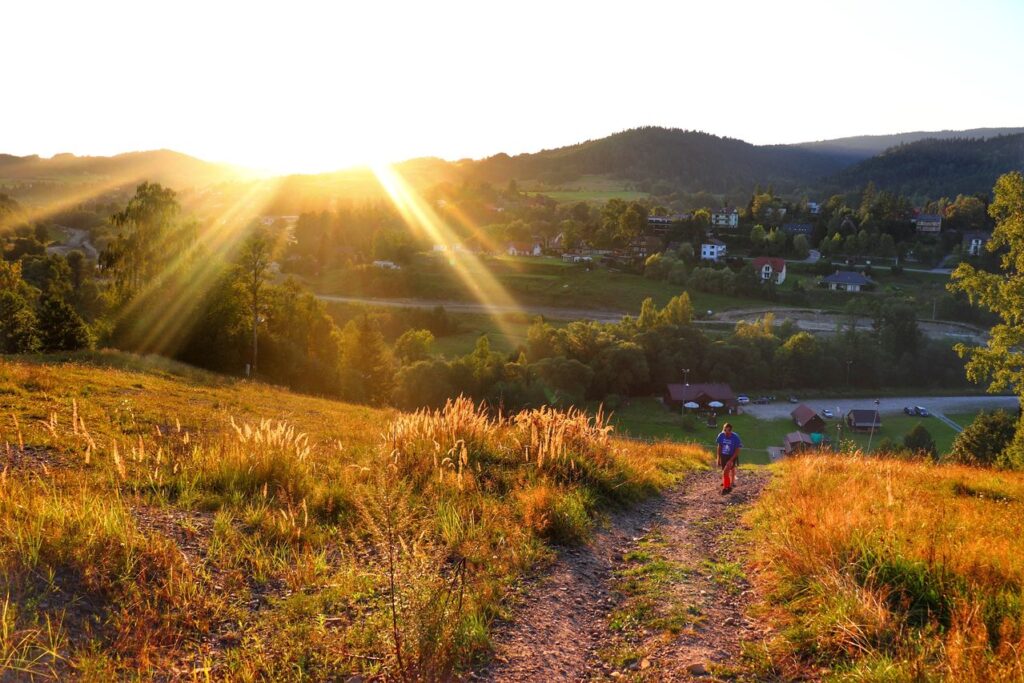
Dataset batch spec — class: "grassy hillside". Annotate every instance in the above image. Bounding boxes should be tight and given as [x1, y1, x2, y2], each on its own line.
[0, 352, 705, 679]
[747, 455, 1024, 681]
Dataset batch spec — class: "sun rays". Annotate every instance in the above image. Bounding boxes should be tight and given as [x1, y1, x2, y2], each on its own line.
[106, 177, 283, 354]
[371, 163, 524, 338]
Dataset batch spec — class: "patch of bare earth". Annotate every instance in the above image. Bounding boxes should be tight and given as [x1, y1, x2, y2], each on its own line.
[475, 469, 771, 682]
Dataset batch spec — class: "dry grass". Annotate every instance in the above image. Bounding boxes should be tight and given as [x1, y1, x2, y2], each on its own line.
[747, 454, 1024, 681]
[0, 353, 706, 679]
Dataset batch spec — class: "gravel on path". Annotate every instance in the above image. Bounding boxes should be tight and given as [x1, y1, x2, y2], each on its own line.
[476, 469, 771, 682]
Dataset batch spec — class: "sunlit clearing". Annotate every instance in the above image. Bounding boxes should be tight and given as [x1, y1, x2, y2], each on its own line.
[371, 163, 524, 335]
[110, 177, 283, 354]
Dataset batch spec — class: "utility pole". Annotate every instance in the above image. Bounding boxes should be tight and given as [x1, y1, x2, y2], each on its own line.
[846, 360, 853, 387]
[683, 368, 691, 386]
[866, 399, 880, 452]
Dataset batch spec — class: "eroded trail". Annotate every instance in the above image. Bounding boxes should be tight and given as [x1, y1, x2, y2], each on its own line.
[476, 469, 771, 682]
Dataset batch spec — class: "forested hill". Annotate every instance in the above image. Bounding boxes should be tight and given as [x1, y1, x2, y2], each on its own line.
[829, 134, 1024, 198]
[465, 127, 846, 192]
[0, 149, 250, 189]
[794, 127, 1024, 165]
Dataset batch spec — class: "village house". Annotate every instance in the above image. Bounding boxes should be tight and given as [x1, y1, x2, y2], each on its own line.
[915, 213, 943, 234]
[646, 214, 690, 232]
[506, 241, 542, 257]
[784, 431, 816, 455]
[782, 222, 813, 236]
[821, 270, 874, 292]
[711, 209, 740, 228]
[807, 201, 821, 215]
[962, 230, 991, 257]
[752, 256, 786, 284]
[700, 238, 727, 262]
[561, 252, 593, 263]
[846, 409, 882, 432]
[791, 404, 826, 434]
[664, 383, 737, 412]
[372, 260, 400, 270]
[629, 235, 664, 261]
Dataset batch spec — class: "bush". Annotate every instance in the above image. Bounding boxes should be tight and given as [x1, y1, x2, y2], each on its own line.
[903, 424, 937, 460]
[948, 410, 1020, 468]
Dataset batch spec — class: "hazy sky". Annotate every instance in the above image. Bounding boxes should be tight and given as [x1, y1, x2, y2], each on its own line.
[4, 0, 1023, 173]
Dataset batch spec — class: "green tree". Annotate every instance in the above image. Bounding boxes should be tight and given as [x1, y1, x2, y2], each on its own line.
[792, 234, 810, 259]
[902, 423, 937, 459]
[394, 329, 434, 364]
[637, 297, 660, 329]
[948, 172, 1024, 463]
[0, 290, 40, 353]
[36, 292, 91, 351]
[660, 293, 693, 325]
[103, 182, 190, 298]
[948, 410, 1019, 467]
[236, 229, 273, 375]
[339, 315, 394, 404]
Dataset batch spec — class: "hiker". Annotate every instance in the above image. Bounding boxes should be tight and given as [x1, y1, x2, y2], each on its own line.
[716, 422, 742, 494]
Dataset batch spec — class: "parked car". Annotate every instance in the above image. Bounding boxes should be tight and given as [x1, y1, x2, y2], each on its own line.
[788, 396, 799, 404]
[915, 406, 929, 417]
[903, 406, 915, 415]
[737, 395, 750, 405]
[754, 397, 770, 405]
[821, 408, 834, 419]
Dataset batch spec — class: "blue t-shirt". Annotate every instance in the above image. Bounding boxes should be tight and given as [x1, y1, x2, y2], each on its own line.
[717, 432, 743, 456]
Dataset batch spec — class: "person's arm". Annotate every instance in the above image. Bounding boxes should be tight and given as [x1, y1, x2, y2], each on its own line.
[727, 438, 742, 467]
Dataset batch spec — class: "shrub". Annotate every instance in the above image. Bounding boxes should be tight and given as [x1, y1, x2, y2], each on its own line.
[903, 424, 937, 460]
[948, 410, 1020, 468]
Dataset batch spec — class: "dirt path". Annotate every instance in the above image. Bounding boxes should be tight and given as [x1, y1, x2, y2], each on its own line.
[476, 469, 771, 682]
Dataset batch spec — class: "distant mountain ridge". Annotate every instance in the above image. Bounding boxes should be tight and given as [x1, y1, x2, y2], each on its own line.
[0, 149, 252, 189]
[4, 125, 1024, 206]
[830, 133, 1024, 198]
[794, 127, 1024, 167]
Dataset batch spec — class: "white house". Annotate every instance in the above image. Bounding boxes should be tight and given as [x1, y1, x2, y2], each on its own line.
[372, 260, 401, 270]
[711, 209, 740, 228]
[963, 231, 991, 257]
[752, 256, 786, 284]
[507, 242, 542, 257]
[700, 239, 727, 261]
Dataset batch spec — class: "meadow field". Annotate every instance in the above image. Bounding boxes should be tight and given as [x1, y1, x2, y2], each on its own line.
[747, 455, 1024, 681]
[0, 353, 705, 679]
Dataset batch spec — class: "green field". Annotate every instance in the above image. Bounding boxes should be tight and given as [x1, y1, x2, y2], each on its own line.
[430, 312, 547, 358]
[521, 175, 651, 203]
[525, 189, 650, 202]
[604, 397, 979, 463]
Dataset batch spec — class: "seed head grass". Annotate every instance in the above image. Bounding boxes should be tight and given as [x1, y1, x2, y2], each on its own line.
[748, 454, 1024, 682]
[0, 353, 707, 678]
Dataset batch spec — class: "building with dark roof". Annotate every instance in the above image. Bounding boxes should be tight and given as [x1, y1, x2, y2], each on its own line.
[782, 222, 813, 236]
[784, 431, 816, 455]
[846, 409, 881, 432]
[791, 404, 826, 433]
[664, 383, 737, 411]
[821, 270, 875, 292]
[915, 214, 943, 234]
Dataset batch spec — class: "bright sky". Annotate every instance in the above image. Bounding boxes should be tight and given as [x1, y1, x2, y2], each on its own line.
[3, 0, 1022, 174]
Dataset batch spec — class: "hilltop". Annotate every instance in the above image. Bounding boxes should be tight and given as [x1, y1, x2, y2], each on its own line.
[0, 352, 705, 679]
[5, 125, 1024, 213]
[830, 132, 1024, 198]
[4, 352, 1023, 680]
